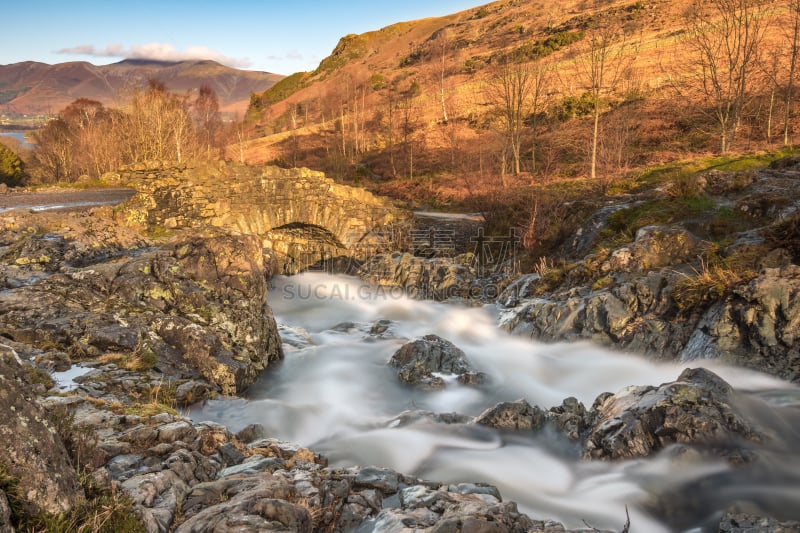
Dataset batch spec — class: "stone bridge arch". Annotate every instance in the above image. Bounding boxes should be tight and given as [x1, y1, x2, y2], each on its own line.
[115, 162, 407, 272]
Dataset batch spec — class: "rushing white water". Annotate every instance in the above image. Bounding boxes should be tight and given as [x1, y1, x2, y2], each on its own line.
[190, 273, 800, 532]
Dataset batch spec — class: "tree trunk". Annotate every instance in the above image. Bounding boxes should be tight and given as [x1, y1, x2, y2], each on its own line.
[591, 105, 600, 183]
[767, 86, 776, 144]
[786, 2, 800, 146]
[440, 66, 448, 124]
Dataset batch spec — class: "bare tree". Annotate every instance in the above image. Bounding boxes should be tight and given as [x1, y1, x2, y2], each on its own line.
[432, 28, 451, 123]
[120, 80, 198, 164]
[382, 86, 399, 177]
[288, 105, 300, 167]
[31, 98, 122, 182]
[400, 80, 421, 179]
[575, 18, 636, 189]
[684, 0, 766, 153]
[231, 114, 250, 164]
[527, 62, 552, 178]
[784, 0, 800, 145]
[32, 117, 72, 182]
[194, 84, 222, 160]
[485, 59, 536, 180]
[756, 41, 782, 144]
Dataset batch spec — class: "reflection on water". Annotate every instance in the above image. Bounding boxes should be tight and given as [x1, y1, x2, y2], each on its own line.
[189, 273, 800, 531]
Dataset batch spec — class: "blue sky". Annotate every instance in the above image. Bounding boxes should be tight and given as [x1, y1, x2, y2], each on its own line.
[1, 1, 485, 75]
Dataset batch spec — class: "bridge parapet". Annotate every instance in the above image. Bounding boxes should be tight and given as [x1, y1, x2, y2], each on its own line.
[110, 162, 408, 272]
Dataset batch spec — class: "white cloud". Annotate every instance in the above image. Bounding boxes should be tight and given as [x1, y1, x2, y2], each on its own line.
[56, 43, 252, 68]
[265, 50, 305, 62]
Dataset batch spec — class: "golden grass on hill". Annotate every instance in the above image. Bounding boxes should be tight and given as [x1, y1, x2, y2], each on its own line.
[238, 0, 800, 217]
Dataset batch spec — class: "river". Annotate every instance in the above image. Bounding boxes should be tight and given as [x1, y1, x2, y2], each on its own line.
[189, 273, 800, 532]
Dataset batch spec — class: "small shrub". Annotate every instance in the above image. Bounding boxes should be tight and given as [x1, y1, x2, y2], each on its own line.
[463, 57, 486, 74]
[666, 173, 704, 200]
[0, 463, 23, 525]
[603, 201, 669, 243]
[533, 256, 555, 278]
[532, 259, 571, 295]
[0, 142, 26, 186]
[369, 73, 387, 91]
[553, 92, 596, 121]
[21, 364, 55, 390]
[22, 480, 145, 533]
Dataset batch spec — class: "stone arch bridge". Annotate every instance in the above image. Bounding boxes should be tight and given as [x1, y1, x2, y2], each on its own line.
[114, 162, 408, 273]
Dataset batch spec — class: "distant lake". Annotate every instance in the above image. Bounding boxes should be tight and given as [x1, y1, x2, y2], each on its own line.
[0, 131, 35, 149]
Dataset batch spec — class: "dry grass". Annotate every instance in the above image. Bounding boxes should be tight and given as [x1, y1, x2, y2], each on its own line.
[671, 257, 757, 311]
[125, 379, 178, 417]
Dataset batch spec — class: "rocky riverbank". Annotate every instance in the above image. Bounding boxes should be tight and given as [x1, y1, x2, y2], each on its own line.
[494, 157, 800, 385]
[1, 159, 799, 532]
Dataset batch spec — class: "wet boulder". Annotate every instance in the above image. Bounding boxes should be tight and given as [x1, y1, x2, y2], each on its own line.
[474, 399, 547, 431]
[497, 273, 541, 308]
[474, 397, 594, 440]
[583, 368, 761, 460]
[389, 334, 485, 390]
[0, 229, 283, 395]
[681, 265, 800, 382]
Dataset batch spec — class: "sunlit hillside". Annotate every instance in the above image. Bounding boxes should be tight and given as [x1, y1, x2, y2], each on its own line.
[239, 0, 796, 208]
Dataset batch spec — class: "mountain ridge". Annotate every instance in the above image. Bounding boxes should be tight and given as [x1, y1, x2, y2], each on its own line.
[0, 59, 284, 116]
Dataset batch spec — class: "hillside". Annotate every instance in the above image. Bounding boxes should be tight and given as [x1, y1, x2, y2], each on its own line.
[240, 0, 797, 214]
[0, 59, 283, 117]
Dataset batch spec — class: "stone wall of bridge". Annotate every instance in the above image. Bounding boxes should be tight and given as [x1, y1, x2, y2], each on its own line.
[109, 161, 408, 272]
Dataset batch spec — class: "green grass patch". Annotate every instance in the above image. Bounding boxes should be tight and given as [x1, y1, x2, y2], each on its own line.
[255, 71, 309, 106]
[635, 148, 798, 190]
[315, 33, 369, 75]
[599, 195, 717, 247]
[147, 225, 175, 240]
[507, 30, 584, 63]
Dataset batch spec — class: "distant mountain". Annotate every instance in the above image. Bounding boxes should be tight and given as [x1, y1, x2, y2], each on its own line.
[0, 59, 284, 116]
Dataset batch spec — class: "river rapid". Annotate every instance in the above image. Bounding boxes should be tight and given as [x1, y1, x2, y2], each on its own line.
[190, 273, 800, 532]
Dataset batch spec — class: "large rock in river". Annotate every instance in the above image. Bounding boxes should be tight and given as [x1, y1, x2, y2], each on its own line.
[389, 334, 485, 389]
[583, 368, 762, 460]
